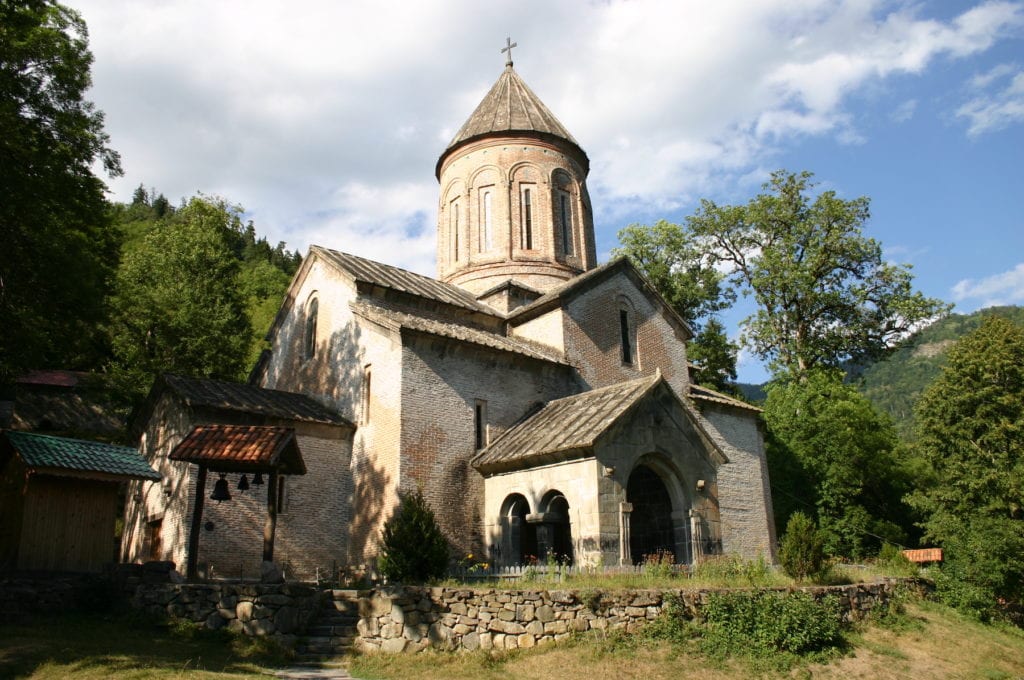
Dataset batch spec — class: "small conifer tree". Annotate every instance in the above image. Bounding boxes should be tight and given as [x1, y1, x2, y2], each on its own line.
[779, 511, 826, 582]
[378, 490, 449, 583]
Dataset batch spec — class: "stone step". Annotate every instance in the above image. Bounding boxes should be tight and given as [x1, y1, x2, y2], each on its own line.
[307, 624, 358, 637]
[325, 600, 359, 614]
[297, 636, 355, 655]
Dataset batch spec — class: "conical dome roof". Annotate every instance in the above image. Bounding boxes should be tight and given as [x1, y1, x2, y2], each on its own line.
[438, 65, 587, 175]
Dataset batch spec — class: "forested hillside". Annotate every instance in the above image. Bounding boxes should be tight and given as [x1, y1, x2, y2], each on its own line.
[856, 305, 1024, 438]
[105, 188, 301, 400]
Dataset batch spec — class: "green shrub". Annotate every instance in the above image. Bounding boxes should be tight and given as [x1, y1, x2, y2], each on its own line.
[691, 553, 776, 587]
[779, 512, 826, 582]
[929, 563, 1000, 622]
[379, 489, 449, 583]
[643, 592, 700, 644]
[877, 543, 918, 577]
[701, 590, 843, 658]
[641, 550, 676, 579]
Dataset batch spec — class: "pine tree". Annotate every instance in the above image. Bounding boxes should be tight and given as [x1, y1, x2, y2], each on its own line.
[909, 316, 1024, 615]
[378, 490, 449, 583]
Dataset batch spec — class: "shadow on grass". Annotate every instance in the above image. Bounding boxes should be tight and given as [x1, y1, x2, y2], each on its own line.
[0, 608, 291, 679]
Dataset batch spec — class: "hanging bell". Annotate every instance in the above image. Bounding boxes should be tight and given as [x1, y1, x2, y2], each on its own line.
[252, 471, 265, 487]
[237, 474, 250, 492]
[210, 473, 232, 502]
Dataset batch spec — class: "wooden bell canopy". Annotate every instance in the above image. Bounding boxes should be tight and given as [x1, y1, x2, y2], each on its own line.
[169, 424, 307, 580]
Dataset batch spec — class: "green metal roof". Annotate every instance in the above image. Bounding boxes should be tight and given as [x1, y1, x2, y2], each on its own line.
[3, 431, 161, 481]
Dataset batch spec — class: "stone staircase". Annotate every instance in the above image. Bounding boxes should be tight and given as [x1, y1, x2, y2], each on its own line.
[294, 589, 362, 662]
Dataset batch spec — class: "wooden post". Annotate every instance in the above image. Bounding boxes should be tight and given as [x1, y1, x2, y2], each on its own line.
[263, 469, 278, 563]
[186, 465, 208, 581]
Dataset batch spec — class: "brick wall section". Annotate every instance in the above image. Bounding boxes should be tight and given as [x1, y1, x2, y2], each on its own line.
[193, 432, 352, 582]
[123, 392, 195, 569]
[122, 390, 354, 582]
[400, 333, 576, 559]
[522, 273, 691, 398]
[260, 255, 407, 566]
[698, 403, 777, 560]
[262, 257, 364, 420]
[436, 135, 597, 296]
[354, 579, 923, 653]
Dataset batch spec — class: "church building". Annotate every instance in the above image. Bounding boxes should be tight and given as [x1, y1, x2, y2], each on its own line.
[122, 53, 776, 581]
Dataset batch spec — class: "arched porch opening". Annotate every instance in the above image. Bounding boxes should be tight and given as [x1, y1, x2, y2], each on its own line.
[626, 461, 690, 565]
[537, 490, 573, 565]
[498, 493, 537, 566]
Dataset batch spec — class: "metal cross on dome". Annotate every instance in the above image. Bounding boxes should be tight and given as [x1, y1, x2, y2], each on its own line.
[502, 37, 517, 67]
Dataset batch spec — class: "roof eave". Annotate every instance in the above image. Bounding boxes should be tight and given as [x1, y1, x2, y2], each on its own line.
[472, 445, 592, 475]
[436, 130, 590, 180]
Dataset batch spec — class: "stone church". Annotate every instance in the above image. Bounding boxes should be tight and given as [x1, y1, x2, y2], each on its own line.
[122, 56, 776, 581]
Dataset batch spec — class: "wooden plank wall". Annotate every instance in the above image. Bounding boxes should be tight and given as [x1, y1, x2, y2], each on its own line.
[19, 475, 118, 572]
[0, 454, 29, 569]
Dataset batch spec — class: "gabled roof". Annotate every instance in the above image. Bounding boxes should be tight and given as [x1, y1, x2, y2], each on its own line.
[689, 385, 763, 413]
[169, 425, 306, 475]
[472, 373, 661, 473]
[440, 65, 586, 173]
[507, 256, 694, 340]
[351, 302, 566, 365]
[158, 374, 349, 427]
[313, 246, 499, 317]
[2, 430, 160, 481]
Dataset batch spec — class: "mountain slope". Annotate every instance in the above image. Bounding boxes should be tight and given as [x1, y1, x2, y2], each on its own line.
[857, 305, 1024, 438]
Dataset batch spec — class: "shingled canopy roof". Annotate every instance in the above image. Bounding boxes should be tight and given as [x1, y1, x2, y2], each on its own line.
[472, 373, 661, 474]
[2, 430, 160, 482]
[169, 425, 306, 475]
[160, 374, 348, 426]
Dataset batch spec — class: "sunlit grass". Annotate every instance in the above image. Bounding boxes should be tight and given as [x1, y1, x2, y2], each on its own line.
[440, 554, 918, 592]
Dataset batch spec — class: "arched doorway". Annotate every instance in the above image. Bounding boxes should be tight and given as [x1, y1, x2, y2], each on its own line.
[626, 464, 678, 564]
[539, 491, 573, 565]
[499, 494, 537, 566]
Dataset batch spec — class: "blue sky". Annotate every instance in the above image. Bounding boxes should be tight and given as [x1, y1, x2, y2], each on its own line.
[73, 0, 1024, 383]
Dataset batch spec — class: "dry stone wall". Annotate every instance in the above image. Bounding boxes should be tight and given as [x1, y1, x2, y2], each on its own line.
[131, 582, 322, 646]
[353, 579, 920, 653]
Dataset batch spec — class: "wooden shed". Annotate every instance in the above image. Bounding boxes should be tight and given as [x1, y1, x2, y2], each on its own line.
[0, 431, 160, 573]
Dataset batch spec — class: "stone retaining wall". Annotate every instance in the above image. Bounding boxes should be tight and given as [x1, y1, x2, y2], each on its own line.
[131, 582, 322, 647]
[354, 579, 923, 653]
[0, 573, 112, 623]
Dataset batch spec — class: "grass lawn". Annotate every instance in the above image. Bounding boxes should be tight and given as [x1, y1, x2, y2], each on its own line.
[0, 610, 290, 679]
[3, 599, 1023, 679]
[350, 601, 1024, 680]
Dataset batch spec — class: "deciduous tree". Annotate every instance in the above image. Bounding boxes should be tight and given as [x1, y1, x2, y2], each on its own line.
[0, 0, 122, 382]
[108, 197, 251, 400]
[764, 369, 911, 557]
[688, 170, 948, 379]
[614, 220, 738, 392]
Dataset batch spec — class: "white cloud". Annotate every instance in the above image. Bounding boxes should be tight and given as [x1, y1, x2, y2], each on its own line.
[952, 263, 1024, 306]
[957, 63, 1024, 135]
[70, 0, 1024, 273]
[891, 99, 918, 122]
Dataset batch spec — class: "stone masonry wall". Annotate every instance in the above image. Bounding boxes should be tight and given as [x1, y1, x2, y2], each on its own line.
[131, 581, 322, 646]
[698, 403, 777, 561]
[400, 333, 576, 560]
[355, 580, 921, 653]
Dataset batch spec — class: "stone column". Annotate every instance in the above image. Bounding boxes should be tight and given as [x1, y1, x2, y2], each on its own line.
[619, 502, 633, 566]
